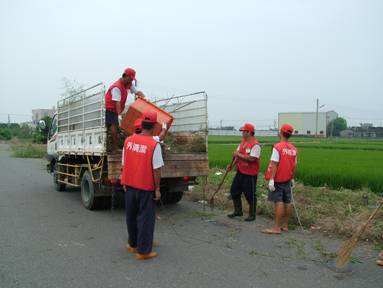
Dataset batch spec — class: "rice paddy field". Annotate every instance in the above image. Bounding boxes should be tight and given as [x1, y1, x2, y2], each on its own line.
[208, 136, 383, 194]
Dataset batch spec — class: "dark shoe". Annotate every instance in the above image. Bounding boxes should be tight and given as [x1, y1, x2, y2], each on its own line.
[227, 211, 243, 218]
[244, 200, 256, 222]
[244, 215, 255, 222]
[227, 198, 243, 218]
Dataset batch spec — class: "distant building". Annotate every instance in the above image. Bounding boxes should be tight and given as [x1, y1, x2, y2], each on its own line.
[210, 126, 235, 131]
[278, 111, 338, 137]
[32, 108, 56, 127]
[360, 123, 373, 129]
[340, 129, 354, 138]
[208, 129, 278, 137]
[350, 124, 378, 138]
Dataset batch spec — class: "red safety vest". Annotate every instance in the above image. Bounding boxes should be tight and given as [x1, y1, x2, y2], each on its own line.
[236, 139, 260, 176]
[265, 141, 297, 182]
[105, 79, 130, 113]
[121, 134, 157, 191]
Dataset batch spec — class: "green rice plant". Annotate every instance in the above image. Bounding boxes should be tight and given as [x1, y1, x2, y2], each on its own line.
[208, 137, 383, 193]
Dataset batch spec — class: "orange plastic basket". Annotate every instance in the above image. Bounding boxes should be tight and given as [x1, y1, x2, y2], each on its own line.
[120, 97, 173, 135]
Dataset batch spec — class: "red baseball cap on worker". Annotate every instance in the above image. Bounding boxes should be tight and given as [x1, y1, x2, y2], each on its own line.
[239, 123, 255, 132]
[124, 68, 136, 80]
[280, 123, 294, 134]
[142, 111, 157, 123]
[134, 118, 142, 130]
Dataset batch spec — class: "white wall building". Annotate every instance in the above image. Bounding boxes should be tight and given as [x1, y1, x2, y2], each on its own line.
[278, 111, 338, 137]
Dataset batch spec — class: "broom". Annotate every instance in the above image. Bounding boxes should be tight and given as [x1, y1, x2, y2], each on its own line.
[209, 156, 236, 209]
[335, 198, 383, 269]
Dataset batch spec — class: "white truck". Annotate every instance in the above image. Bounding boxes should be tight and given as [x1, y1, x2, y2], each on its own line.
[44, 83, 209, 210]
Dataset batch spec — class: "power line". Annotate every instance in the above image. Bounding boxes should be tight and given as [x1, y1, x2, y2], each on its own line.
[0, 113, 32, 117]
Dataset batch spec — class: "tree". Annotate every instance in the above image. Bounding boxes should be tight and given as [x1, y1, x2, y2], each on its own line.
[327, 117, 347, 137]
[0, 123, 33, 140]
[0, 128, 11, 140]
[16, 123, 34, 139]
[61, 77, 84, 98]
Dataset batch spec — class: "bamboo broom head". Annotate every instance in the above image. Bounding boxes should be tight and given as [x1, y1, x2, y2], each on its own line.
[335, 199, 383, 269]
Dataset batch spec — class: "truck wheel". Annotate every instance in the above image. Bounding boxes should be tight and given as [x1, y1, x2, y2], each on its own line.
[81, 170, 102, 210]
[161, 191, 184, 205]
[53, 163, 66, 191]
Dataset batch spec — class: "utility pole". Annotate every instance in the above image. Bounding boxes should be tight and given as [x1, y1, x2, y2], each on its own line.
[315, 99, 326, 137]
[7, 114, 10, 127]
[315, 98, 319, 137]
[220, 120, 223, 129]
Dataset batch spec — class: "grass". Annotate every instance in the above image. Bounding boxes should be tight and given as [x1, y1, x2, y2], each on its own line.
[187, 168, 383, 245]
[10, 142, 46, 158]
[294, 148, 383, 192]
[208, 136, 383, 193]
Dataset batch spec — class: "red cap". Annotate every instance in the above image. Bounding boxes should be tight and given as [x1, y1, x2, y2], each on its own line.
[124, 68, 136, 80]
[280, 123, 294, 134]
[142, 111, 157, 123]
[239, 123, 255, 132]
[134, 118, 142, 130]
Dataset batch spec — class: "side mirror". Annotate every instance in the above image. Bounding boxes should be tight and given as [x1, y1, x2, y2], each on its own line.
[39, 120, 46, 130]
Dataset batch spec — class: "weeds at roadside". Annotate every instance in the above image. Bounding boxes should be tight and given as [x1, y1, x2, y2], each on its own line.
[313, 240, 337, 260]
[312, 240, 363, 264]
[188, 168, 383, 245]
[286, 238, 307, 258]
[190, 211, 216, 219]
[10, 142, 46, 158]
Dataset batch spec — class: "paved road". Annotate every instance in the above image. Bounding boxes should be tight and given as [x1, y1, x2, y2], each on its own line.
[0, 143, 381, 288]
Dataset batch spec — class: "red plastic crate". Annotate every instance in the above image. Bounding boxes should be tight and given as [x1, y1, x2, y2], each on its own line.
[120, 97, 173, 135]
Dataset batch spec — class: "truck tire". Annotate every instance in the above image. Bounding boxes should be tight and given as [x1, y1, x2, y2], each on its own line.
[161, 191, 184, 205]
[53, 162, 66, 191]
[81, 170, 103, 210]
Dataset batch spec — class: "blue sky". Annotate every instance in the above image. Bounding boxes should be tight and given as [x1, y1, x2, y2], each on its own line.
[0, 0, 382, 128]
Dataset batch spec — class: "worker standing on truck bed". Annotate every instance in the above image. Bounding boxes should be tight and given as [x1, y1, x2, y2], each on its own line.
[262, 123, 297, 235]
[227, 123, 261, 222]
[105, 68, 145, 152]
[121, 111, 164, 260]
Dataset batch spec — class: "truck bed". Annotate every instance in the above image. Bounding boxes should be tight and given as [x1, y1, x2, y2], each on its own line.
[107, 152, 209, 181]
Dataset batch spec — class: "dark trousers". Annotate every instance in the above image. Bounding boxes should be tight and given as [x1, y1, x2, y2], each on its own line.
[230, 171, 257, 206]
[125, 186, 156, 254]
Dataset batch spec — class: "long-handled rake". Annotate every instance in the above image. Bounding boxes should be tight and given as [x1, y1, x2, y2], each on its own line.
[335, 198, 383, 269]
[209, 157, 235, 209]
[290, 185, 305, 232]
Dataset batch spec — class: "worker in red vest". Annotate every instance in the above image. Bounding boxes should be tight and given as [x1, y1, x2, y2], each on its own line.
[227, 123, 261, 222]
[105, 68, 145, 152]
[121, 111, 164, 260]
[134, 118, 168, 142]
[262, 123, 298, 235]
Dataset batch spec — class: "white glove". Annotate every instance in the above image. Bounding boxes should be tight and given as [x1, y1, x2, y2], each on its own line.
[162, 122, 167, 130]
[268, 180, 275, 192]
[118, 115, 122, 125]
[291, 179, 295, 188]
